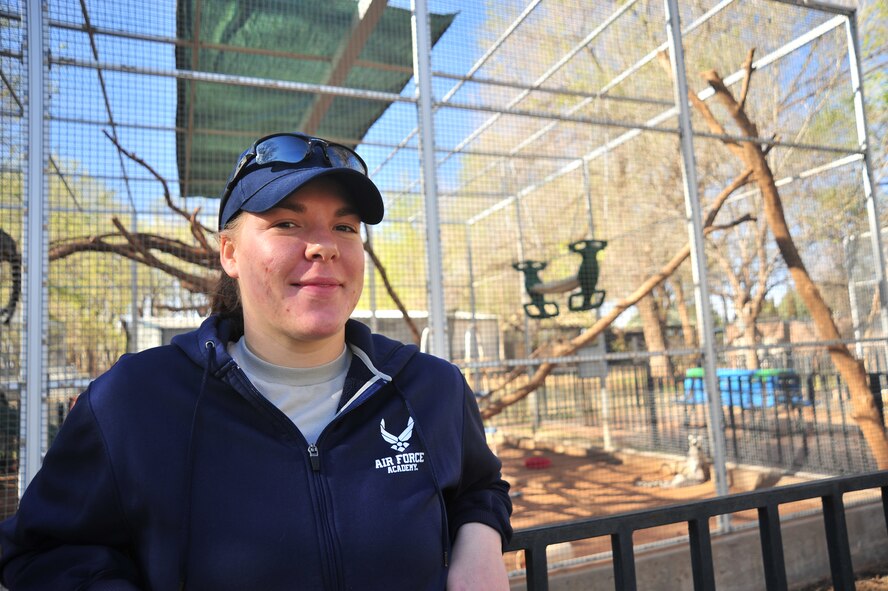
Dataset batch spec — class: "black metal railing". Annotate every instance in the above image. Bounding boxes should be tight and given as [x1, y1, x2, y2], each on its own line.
[507, 471, 888, 591]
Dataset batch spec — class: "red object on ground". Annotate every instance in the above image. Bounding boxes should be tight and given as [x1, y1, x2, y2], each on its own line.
[524, 456, 551, 470]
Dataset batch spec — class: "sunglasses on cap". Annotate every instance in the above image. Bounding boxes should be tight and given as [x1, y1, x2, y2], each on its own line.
[219, 133, 369, 217]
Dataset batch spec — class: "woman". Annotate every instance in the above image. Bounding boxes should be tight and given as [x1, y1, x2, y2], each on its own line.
[0, 133, 512, 590]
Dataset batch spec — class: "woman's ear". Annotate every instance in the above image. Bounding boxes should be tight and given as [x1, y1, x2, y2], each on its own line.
[219, 233, 240, 279]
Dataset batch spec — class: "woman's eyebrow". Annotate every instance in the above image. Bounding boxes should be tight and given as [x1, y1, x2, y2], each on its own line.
[269, 202, 359, 219]
[335, 205, 360, 218]
[272, 202, 306, 214]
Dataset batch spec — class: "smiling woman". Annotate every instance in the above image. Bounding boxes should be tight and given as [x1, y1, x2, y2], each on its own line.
[0, 132, 513, 591]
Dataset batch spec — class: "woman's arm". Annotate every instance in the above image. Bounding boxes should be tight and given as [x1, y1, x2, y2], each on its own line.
[444, 374, 513, 590]
[447, 522, 509, 591]
[445, 377, 513, 543]
[0, 387, 142, 590]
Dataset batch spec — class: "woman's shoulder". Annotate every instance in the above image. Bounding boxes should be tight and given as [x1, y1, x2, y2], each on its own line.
[87, 343, 198, 403]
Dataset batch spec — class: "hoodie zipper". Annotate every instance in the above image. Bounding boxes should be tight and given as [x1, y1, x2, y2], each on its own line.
[224, 364, 344, 589]
[307, 443, 320, 471]
[301, 380, 390, 590]
[305, 441, 343, 591]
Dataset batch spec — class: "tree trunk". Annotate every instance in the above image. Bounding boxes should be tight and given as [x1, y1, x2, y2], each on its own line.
[637, 294, 674, 379]
[738, 311, 760, 369]
[673, 280, 698, 350]
[698, 62, 888, 469]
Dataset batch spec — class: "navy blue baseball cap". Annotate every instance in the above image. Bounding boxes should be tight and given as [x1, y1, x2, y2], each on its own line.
[218, 133, 384, 230]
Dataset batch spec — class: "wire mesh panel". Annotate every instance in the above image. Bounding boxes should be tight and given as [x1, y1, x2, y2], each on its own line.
[418, 0, 886, 541]
[2, 0, 885, 560]
[0, 0, 27, 520]
[680, 1, 887, 475]
[36, 0, 429, 424]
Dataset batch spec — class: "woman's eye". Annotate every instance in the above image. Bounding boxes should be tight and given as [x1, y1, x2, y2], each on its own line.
[274, 221, 296, 229]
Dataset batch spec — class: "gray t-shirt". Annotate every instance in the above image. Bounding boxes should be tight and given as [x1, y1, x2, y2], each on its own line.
[229, 337, 351, 444]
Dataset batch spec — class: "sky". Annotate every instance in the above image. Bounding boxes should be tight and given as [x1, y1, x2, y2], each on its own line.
[5, 0, 881, 326]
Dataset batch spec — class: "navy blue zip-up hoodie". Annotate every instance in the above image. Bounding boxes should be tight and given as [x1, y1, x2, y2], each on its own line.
[0, 316, 512, 590]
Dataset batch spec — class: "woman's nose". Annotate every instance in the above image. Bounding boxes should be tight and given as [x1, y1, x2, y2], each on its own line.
[304, 232, 338, 261]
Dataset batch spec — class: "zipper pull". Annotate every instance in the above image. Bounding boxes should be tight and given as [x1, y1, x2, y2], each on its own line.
[307, 443, 320, 471]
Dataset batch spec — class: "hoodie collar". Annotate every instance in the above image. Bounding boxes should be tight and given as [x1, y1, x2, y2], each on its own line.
[174, 316, 419, 382]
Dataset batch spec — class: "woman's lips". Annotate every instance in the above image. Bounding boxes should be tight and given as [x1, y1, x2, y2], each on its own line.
[293, 280, 341, 293]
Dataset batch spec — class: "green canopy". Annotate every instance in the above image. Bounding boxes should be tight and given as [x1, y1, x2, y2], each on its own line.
[175, 0, 454, 199]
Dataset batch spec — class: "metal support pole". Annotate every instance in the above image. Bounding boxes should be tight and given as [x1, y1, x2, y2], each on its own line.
[581, 160, 596, 238]
[845, 15, 888, 343]
[129, 212, 139, 352]
[664, 0, 731, 518]
[842, 236, 865, 358]
[23, 0, 47, 489]
[364, 226, 379, 334]
[509, 162, 532, 363]
[465, 225, 480, 391]
[509, 162, 539, 429]
[583, 163, 613, 449]
[411, 0, 448, 360]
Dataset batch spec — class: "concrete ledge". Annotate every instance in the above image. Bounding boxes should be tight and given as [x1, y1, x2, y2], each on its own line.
[509, 500, 888, 590]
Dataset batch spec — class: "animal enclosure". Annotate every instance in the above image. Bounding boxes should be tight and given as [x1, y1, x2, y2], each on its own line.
[1, 0, 885, 541]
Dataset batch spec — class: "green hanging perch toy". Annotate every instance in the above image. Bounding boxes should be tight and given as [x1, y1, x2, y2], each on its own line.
[513, 239, 607, 319]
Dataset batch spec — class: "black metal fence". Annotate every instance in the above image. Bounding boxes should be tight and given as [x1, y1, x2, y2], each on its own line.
[507, 471, 888, 591]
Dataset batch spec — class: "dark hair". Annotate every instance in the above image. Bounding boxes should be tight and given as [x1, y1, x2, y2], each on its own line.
[209, 271, 244, 337]
[209, 220, 244, 338]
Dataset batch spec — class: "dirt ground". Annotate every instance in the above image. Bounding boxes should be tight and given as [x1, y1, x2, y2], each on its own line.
[797, 571, 888, 591]
[501, 444, 728, 532]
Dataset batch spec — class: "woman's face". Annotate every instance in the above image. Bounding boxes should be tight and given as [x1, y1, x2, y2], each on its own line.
[219, 180, 365, 366]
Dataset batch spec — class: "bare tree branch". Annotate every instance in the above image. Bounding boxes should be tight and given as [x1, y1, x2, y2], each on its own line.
[697, 61, 888, 469]
[363, 239, 422, 345]
[102, 130, 215, 239]
[737, 48, 755, 113]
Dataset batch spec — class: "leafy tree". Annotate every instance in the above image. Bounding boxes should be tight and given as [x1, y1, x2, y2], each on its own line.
[777, 289, 810, 320]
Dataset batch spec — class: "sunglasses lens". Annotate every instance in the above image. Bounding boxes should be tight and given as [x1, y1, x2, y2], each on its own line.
[326, 145, 367, 174]
[228, 135, 367, 195]
[254, 136, 312, 167]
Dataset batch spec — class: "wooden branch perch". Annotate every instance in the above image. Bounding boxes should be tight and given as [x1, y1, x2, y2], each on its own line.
[50, 232, 217, 268]
[111, 217, 164, 268]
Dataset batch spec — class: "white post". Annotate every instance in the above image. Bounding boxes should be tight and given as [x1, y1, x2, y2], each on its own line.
[130, 213, 139, 352]
[411, 0, 449, 360]
[364, 225, 379, 334]
[664, 0, 731, 523]
[23, 0, 47, 489]
[583, 163, 613, 450]
[845, 15, 888, 344]
[465, 225, 480, 390]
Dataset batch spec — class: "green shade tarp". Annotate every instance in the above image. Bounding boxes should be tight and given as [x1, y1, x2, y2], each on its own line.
[175, 0, 454, 199]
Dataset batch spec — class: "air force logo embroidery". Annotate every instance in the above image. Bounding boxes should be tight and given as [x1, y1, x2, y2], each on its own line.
[380, 417, 413, 452]
[374, 416, 425, 474]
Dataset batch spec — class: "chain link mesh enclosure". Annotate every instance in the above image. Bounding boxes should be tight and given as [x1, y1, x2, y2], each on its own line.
[1, 0, 885, 565]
